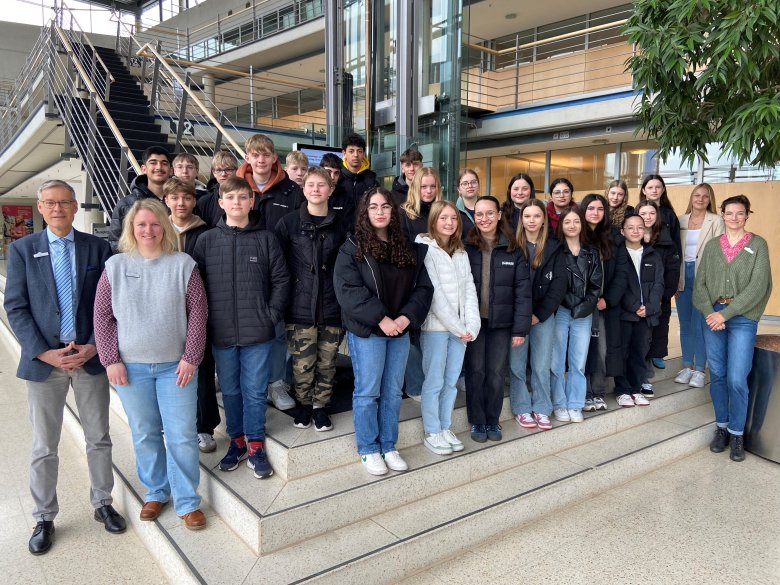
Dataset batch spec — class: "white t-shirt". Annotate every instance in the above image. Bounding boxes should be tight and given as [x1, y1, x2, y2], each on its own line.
[627, 246, 643, 277]
[684, 229, 700, 262]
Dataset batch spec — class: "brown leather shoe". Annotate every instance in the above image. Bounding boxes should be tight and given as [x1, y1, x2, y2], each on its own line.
[139, 501, 167, 521]
[180, 509, 207, 531]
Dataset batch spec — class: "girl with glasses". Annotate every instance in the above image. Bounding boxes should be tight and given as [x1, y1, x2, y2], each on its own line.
[547, 178, 577, 234]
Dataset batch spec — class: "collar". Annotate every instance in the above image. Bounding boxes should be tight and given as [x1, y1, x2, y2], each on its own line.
[46, 227, 75, 244]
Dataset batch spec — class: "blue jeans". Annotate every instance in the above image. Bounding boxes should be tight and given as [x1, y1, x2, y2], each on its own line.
[678, 261, 708, 371]
[269, 320, 290, 384]
[348, 332, 409, 455]
[212, 342, 273, 441]
[551, 309, 592, 410]
[420, 331, 467, 434]
[404, 337, 424, 397]
[704, 304, 758, 435]
[115, 362, 201, 516]
[509, 316, 555, 416]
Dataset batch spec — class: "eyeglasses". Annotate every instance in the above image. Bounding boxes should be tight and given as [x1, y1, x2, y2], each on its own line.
[40, 200, 75, 210]
[213, 167, 237, 174]
[552, 190, 572, 196]
[368, 204, 392, 214]
[174, 165, 196, 172]
[460, 180, 479, 188]
[723, 212, 747, 219]
[474, 211, 497, 220]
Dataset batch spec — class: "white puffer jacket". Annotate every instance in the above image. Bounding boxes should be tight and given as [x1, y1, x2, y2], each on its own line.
[416, 234, 481, 339]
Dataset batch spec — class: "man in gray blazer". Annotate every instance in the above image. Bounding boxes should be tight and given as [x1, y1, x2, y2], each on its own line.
[4, 180, 126, 555]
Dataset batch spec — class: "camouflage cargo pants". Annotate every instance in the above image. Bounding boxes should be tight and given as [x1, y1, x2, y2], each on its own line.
[286, 324, 343, 407]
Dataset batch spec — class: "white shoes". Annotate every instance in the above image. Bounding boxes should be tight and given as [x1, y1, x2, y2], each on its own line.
[568, 409, 584, 423]
[632, 393, 650, 406]
[267, 380, 295, 410]
[617, 394, 635, 408]
[361, 453, 388, 476]
[197, 433, 216, 453]
[674, 368, 694, 384]
[689, 371, 706, 388]
[553, 408, 570, 422]
[383, 450, 408, 471]
[424, 432, 453, 455]
[441, 429, 464, 451]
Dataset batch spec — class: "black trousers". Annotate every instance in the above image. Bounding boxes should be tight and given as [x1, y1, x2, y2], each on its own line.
[197, 336, 221, 434]
[614, 319, 652, 395]
[464, 322, 511, 425]
[648, 299, 671, 359]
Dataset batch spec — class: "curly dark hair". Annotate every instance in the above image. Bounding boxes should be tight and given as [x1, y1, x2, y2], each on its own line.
[354, 187, 416, 267]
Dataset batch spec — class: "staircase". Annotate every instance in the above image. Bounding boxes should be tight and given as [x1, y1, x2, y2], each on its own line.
[55, 357, 712, 585]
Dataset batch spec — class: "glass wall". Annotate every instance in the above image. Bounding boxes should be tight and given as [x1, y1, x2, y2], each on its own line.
[489, 153, 545, 198]
[549, 144, 615, 194]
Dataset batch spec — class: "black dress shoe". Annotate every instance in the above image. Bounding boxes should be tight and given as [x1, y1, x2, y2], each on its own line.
[94, 504, 127, 534]
[730, 434, 745, 462]
[29, 520, 55, 555]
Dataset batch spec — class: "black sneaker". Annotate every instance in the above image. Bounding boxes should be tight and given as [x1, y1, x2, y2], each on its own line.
[470, 424, 487, 443]
[293, 406, 312, 429]
[247, 445, 274, 478]
[729, 434, 745, 462]
[709, 427, 730, 453]
[219, 440, 248, 471]
[486, 424, 502, 441]
[312, 408, 333, 432]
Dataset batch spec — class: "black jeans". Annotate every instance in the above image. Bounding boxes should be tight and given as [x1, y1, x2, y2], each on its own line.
[648, 299, 671, 359]
[464, 321, 511, 425]
[196, 333, 221, 434]
[614, 319, 652, 395]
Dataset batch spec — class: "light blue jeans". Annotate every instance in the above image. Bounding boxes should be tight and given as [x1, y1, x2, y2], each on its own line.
[551, 309, 593, 411]
[420, 331, 467, 434]
[509, 316, 555, 416]
[212, 341, 273, 441]
[704, 304, 758, 435]
[348, 332, 410, 455]
[678, 261, 708, 371]
[115, 362, 201, 516]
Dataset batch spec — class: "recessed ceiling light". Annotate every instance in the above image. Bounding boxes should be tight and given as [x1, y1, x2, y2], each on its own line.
[505, 13, 517, 19]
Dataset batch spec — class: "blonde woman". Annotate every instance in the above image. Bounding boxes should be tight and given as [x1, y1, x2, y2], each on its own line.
[400, 167, 443, 243]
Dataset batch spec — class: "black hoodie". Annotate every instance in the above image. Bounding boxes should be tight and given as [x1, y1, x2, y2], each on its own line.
[108, 175, 162, 249]
[330, 166, 379, 230]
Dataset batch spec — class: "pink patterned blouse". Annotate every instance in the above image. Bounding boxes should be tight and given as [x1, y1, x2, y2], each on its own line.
[719, 232, 753, 264]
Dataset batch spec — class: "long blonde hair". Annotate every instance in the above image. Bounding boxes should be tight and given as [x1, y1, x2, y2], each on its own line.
[684, 182, 717, 214]
[402, 167, 442, 220]
[515, 199, 549, 269]
[118, 198, 178, 255]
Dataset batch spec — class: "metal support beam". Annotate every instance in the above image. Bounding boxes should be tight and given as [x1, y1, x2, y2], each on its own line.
[149, 41, 162, 116]
[214, 112, 225, 153]
[396, 0, 417, 151]
[249, 66, 255, 126]
[86, 92, 98, 201]
[325, 0, 344, 147]
[175, 72, 191, 151]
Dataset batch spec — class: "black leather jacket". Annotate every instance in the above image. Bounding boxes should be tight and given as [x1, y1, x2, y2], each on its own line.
[560, 244, 603, 319]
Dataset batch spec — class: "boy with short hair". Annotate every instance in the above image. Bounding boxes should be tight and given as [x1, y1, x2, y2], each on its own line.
[196, 150, 238, 228]
[172, 153, 208, 199]
[613, 214, 664, 408]
[284, 151, 309, 187]
[391, 147, 423, 205]
[192, 177, 290, 478]
[330, 133, 379, 227]
[236, 134, 303, 232]
[319, 153, 342, 186]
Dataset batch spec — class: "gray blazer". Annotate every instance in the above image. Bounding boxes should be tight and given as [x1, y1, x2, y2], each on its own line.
[4, 229, 112, 381]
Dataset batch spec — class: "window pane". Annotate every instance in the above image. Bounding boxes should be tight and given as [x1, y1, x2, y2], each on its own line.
[490, 153, 546, 199]
[549, 144, 615, 194]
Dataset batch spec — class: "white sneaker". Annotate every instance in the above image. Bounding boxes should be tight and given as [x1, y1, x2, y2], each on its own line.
[407, 394, 422, 402]
[553, 408, 570, 422]
[674, 368, 694, 384]
[583, 398, 596, 412]
[617, 394, 635, 408]
[568, 409, 584, 423]
[455, 376, 466, 392]
[382, 450, 408, 471]
[593, 397, 608, 411]
[632, 393, 650, 406]
[424, 433, 453, 455]
[197, 433, 216, 453]
[267, 380, 295, 410]
[441, 429, 464, 452]
[361, 453, 388, 476]
[689, 371, 706, 388]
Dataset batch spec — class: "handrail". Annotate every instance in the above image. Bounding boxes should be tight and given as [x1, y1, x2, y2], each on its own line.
[464, 18, 628, 56]
[53, 25, 142, 174]
[60, 1, 115, 85]
[138, 41, 246, 158]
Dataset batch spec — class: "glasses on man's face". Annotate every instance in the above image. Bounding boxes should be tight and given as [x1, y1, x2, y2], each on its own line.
[368, 204, 392, 214]
[213, 167, 237, 174]
[474, 211, 497, 220]
[174, 165, 196, 172]
[40, 200, 75, 210]
[552, 190, 572, 196]
[460, 180, 479, 188]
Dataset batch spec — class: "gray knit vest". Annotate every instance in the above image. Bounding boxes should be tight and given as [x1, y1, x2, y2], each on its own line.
[104, 252, 195, 364]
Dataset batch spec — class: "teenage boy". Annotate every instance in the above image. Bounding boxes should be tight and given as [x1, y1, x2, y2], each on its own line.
[284, 151, 309, 188]
[192, 177, 290, 478]
[319, 153, 342, 186]
[163, 178, 220, 454]
[195, 150, 238, 228]
[391, 147, 423, 205]
[108, 146, 172, 249]
[236, 134, 303, 232]
[613, 214, 664, 408]
[172, 153, 209, 199]
[330, 133, 379, 227]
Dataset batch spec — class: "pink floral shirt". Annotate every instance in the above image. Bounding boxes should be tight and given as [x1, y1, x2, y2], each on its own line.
[720, 232, 753, 264]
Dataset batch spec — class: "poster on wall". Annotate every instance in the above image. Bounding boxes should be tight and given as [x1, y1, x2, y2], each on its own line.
[2, 205, 34, 258]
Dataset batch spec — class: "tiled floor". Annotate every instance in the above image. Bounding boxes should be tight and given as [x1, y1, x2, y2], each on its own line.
[1, 315, 779, 584]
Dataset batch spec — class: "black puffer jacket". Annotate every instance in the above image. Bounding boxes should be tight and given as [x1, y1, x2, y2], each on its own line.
[524, 237, 566, 323]
[334, 236, 433, 338]
[254, 175, 304, 232]
[560, 244, 603, 319]
[658, 205, 682, 259]
[613, 243, 664, 326]
[275, 207, 348, 327]
[652, 225, 681, 301]
[391, 175, 408, 205]
[108, 175, 161, 248]
[194, 178, 223, 228]
[400, 201, 432, 243]
[330, 167, 379, 229]
[192, 211, 290, 347]
[465, 235, 532, 336]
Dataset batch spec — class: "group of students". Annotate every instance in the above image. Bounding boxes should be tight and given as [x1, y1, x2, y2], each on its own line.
[93, 133, 771, 527]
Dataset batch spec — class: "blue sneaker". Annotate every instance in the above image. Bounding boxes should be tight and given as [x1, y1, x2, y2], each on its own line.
[485, 424, 502, 441]
[652, 358, 666, 369]
[247, 445, 274, 479]
[219, 440, 247, 471]
[470, 424, 487, 443]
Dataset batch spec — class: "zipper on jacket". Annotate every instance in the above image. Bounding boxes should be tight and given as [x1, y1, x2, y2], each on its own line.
[232, 229, 240, 345]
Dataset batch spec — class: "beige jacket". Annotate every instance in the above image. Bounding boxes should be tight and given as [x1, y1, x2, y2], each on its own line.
[678, 211, 724, 291]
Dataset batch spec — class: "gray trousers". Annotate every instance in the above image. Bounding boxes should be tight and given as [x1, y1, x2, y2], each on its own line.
[27, 367, 114, 521]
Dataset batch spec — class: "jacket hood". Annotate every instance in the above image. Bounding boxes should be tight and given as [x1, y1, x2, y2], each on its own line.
[237, 160, 287, 195]
[174, 214, 206, 234]
[342, 157, 371, 176]
[206, 176, 220, 191]
[392, 175, 408, 191]
[129, 174, 157, 198]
